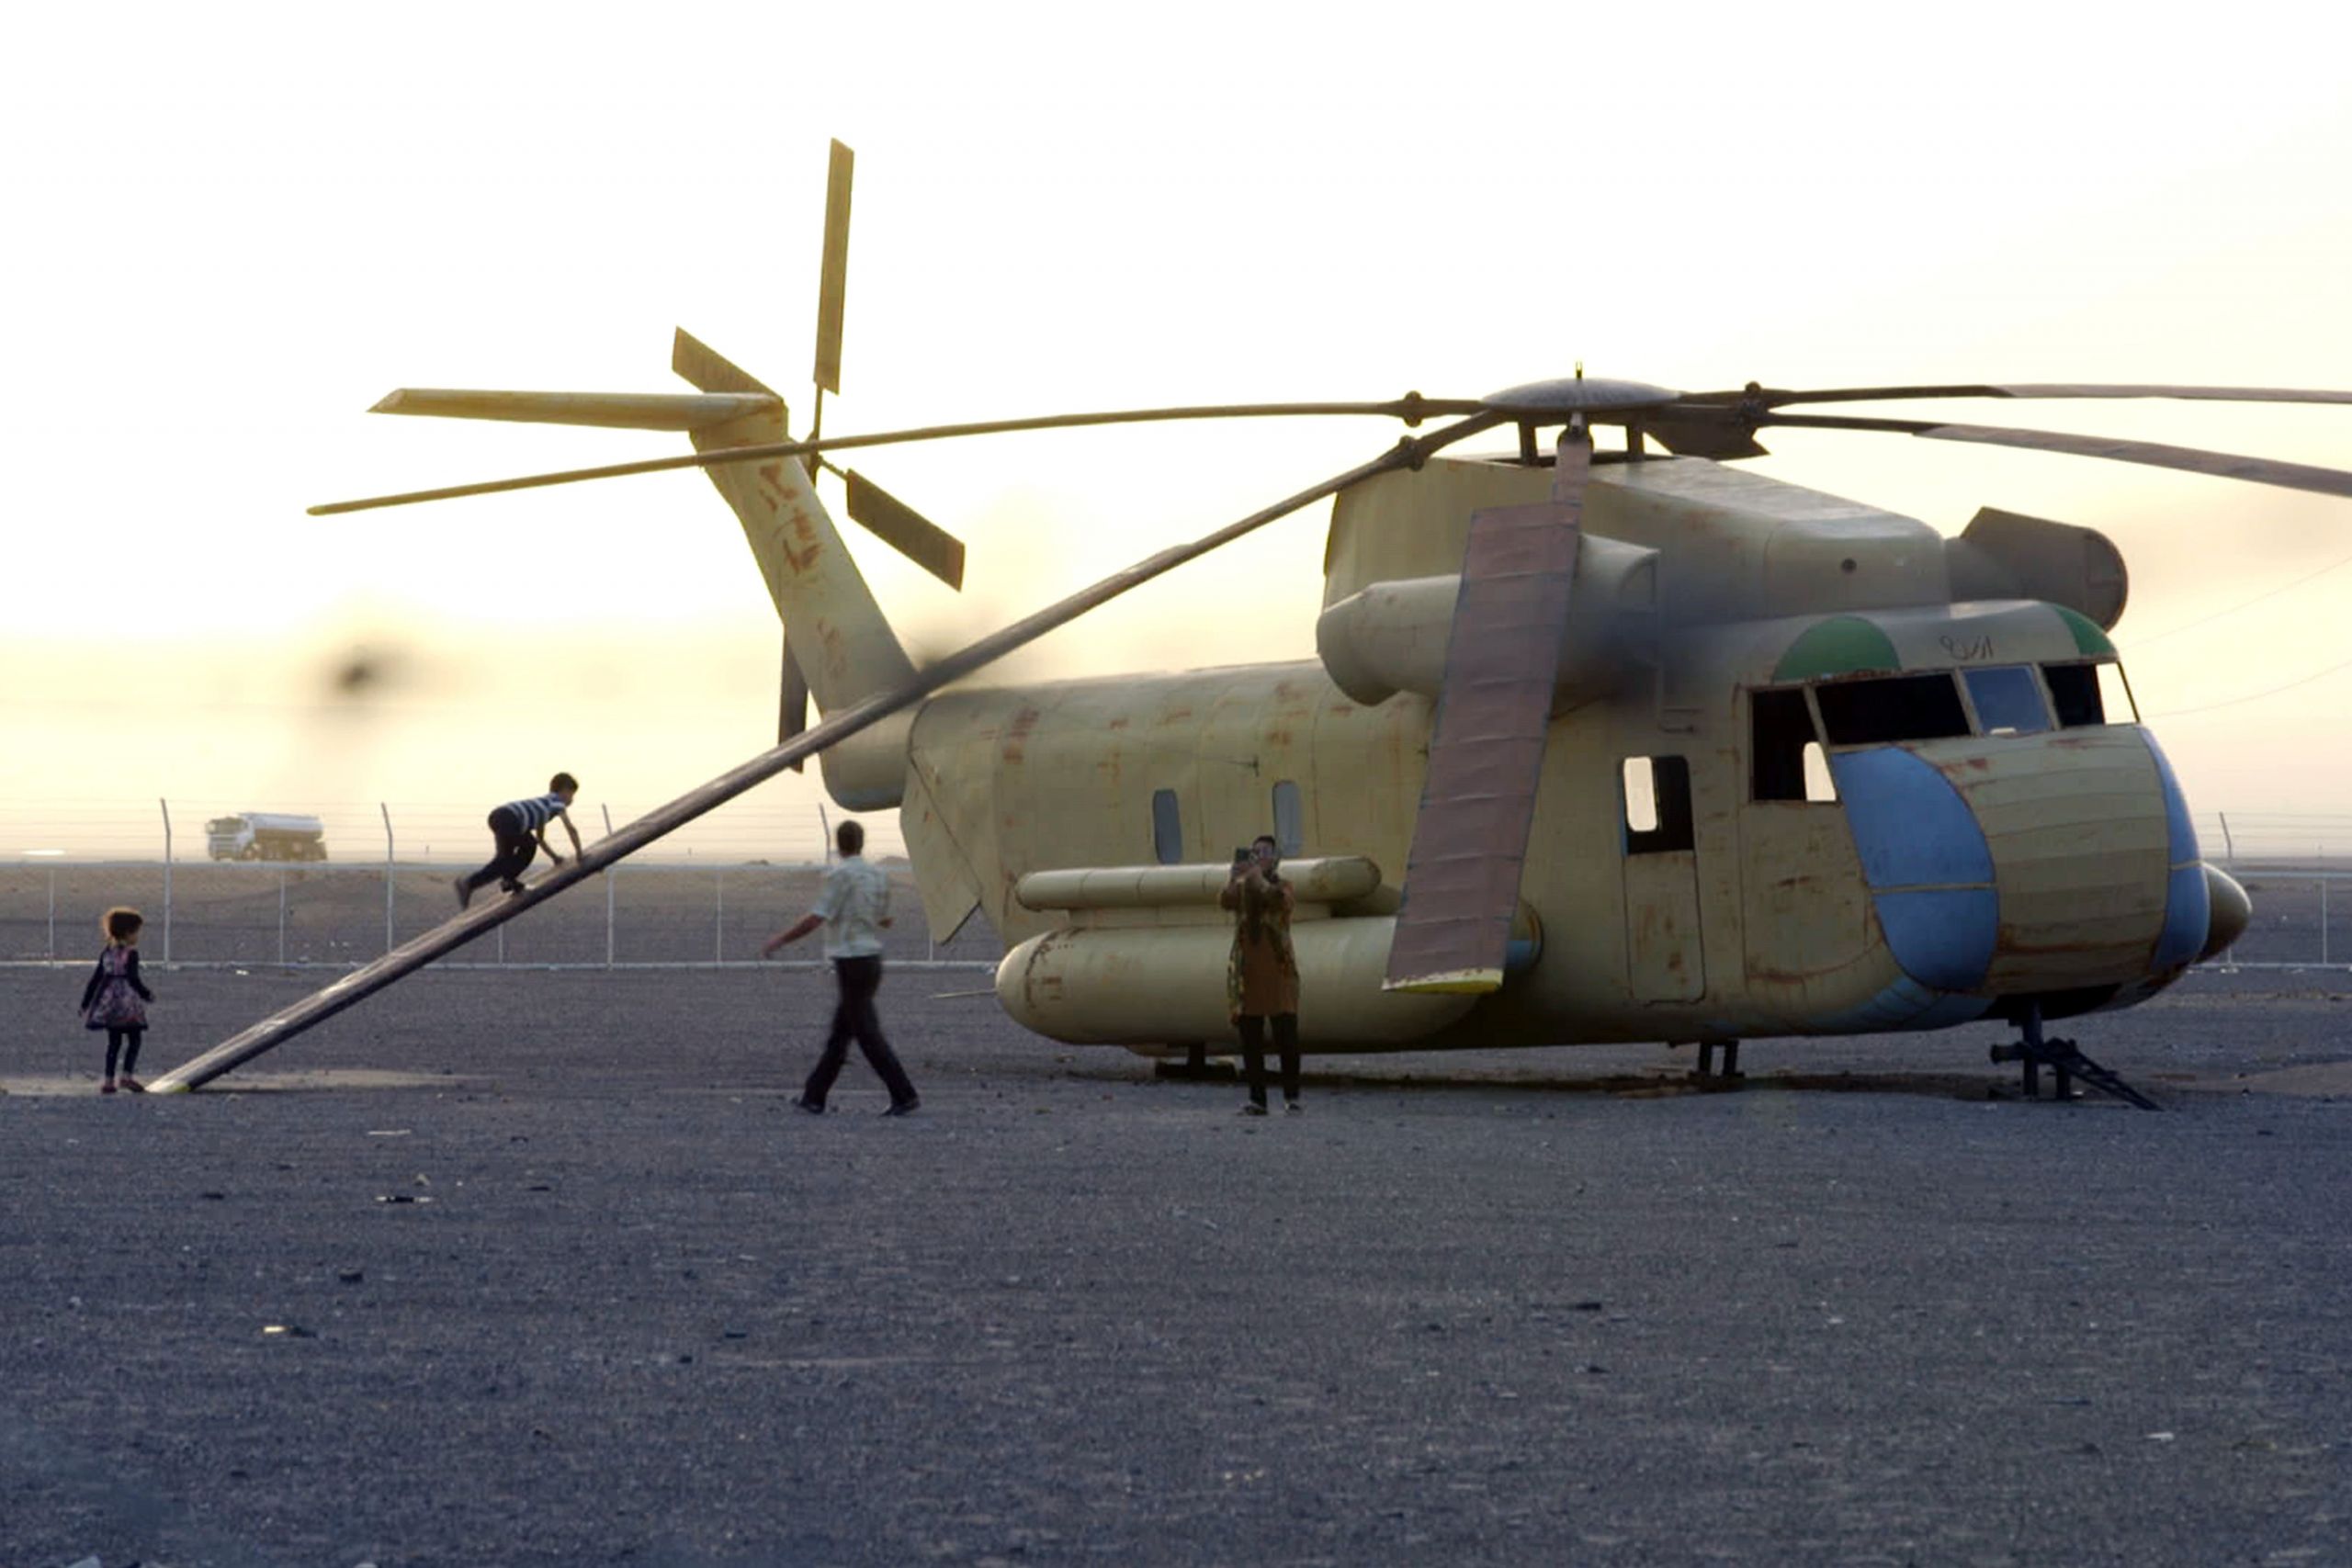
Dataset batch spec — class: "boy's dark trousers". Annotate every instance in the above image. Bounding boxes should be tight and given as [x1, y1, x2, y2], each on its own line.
[802, 955, 918, 1108]
[462, 806, 537, 895]
[1238, 1012, 1301, 1107]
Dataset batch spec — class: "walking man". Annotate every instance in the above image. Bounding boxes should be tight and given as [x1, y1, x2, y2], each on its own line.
[456, 773, 583, 908]
[762, 818, 920, 1116]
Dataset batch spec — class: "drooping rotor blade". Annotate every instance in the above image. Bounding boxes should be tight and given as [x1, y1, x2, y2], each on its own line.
[1384, 425, 1592, 995]
[1758, 413, 2352, 501]
[847, 469, 966, 590]
[1697, 383, 2352, 410]
[157, 413, 1504, 1090]
[306, 394, 1481, 515]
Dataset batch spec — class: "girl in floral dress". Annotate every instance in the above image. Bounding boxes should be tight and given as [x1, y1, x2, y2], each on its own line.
[80, 906, 156, 1093]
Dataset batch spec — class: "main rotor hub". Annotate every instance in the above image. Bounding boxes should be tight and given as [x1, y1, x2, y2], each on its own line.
[1483, 377, 1681, 421]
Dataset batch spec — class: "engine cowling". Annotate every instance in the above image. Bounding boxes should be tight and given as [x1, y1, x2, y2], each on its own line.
[1315, 534, 1658, 709]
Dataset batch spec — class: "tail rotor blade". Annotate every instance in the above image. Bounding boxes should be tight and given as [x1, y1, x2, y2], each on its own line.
[812, 139, 854, 402]
[846, 469, 967, 590]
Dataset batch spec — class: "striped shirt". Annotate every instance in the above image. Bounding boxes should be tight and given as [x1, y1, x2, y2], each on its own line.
[501, 793, 571, 831]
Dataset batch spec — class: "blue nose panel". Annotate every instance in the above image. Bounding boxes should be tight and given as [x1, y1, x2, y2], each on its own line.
[1831, 748, 1998, 993]
[2142, 732, 2210, 972]
[1830, 749, 1996, 889]
[1872, 888, 2001, 992]
[2140, 731, 2200, 864]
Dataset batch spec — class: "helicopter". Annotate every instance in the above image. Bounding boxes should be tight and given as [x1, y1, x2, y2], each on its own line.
[162, 142, 2352, 1106]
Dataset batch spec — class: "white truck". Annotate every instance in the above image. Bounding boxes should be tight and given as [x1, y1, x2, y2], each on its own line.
[205, 813, 329, 862]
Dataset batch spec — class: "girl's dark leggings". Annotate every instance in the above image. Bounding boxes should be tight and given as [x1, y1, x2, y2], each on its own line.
[106, 1027, 143, 1078]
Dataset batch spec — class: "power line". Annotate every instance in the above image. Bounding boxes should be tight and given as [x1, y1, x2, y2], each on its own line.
[2130, 546, 2352, 648]
[2146, 651, 2352, 718]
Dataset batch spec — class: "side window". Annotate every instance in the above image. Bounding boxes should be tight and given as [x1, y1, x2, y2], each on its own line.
[1622, 755, 1696, 854]
[2098, 663, 2139, 725]
[1962, 665, 2050, 736]
[2045, 660, 2139, 728]
[1750, 688, 1836, 802]
[1815, 674, 1971, 746]
[1271, 780, 1305, 857]
[1150, 787, 1183, 864]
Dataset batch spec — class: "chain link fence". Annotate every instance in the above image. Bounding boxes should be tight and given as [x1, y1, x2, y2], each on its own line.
[1, 860, 995, 971]
[3, 795, 871, 868]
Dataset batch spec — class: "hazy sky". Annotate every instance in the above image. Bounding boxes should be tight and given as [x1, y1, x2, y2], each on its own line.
[6, 3, 2352, 860]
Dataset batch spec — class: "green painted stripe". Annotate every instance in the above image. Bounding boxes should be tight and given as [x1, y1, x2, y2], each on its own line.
[2052, 604, 2116, 657]
[1772, 615, 1900, 682]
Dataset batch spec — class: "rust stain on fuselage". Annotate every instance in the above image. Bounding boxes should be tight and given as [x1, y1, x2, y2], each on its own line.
[1001, 705, 1044, 765]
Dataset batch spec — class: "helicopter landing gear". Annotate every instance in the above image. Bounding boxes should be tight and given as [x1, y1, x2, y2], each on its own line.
[1691, 1040, 1743, 1084]
[1153, 1043, 1237, 1082]
[1989, 1005, 2159, 1111]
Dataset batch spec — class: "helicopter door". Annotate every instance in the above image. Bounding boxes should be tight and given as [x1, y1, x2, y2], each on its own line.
[1620, 755, 1705, 1000]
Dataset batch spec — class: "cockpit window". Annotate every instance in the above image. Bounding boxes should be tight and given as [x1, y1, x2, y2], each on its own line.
[2043, 660, 2138, 728]
[1751, 687, 1838, 801]
[1815, 674, 1971, 747]
[1962, 665, 2050, 736]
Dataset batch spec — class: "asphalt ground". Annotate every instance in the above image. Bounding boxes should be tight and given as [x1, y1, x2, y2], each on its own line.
[4, 953, 2351, 1566]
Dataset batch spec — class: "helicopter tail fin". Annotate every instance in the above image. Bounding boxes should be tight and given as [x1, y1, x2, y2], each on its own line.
[669, 328, 917, 700]
[667, 329, 918, 806]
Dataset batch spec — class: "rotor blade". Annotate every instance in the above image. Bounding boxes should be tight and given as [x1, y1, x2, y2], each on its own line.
[847, 469, 966, 590]
[1708, 383, 2352, 410]
[371, 389, 780, 431]
[1641, 411, 1770, 461]
[307, 394, 1484, 515]
[158, 414, 1503, 1090]
[813, 140, 853, 398]
[1759, 413, 2352, 501]
[1385, 426, 1591, 995]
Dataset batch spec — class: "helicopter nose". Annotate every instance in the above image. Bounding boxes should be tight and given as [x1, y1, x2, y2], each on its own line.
[1835, 726, 2211, 996]
[2199, 863, 2251, 961]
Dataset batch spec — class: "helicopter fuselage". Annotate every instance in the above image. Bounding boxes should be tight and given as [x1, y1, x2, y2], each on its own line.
[904, 454, 2241, 1051]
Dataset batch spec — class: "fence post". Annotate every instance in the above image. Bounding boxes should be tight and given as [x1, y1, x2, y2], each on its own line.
[716, 866, 725, 964]
[381, 804, 395, 955]
[278, 865, 288, 966]
[48, 866, 56, 960]
[603, 804, 616, 969]
[2323, 868, 2331, 968]
[159, 797, 174, 964]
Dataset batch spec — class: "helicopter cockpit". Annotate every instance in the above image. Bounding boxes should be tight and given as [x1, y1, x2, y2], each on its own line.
[1734, 604, 2208, 1013]
[1749, 653, 2138, 803]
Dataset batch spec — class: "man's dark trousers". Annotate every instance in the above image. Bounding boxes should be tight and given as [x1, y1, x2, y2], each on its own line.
[1237, 1011, 1301, 1108]
[803, 954, 917, 1107]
